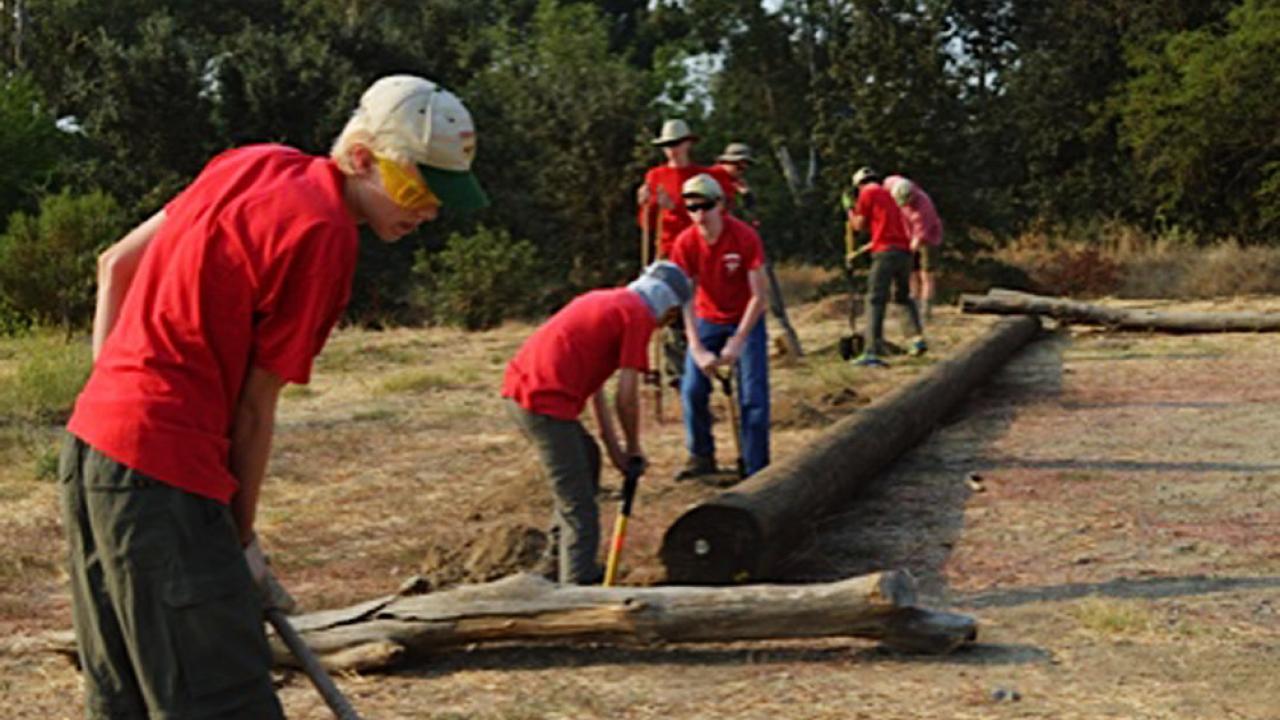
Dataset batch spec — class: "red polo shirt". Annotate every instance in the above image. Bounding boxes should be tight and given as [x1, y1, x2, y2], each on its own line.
[638, 164, 736, 258]
[669, 214, 765, 325]
[67, 145, 359, 503]
[502, 288, 656, 421]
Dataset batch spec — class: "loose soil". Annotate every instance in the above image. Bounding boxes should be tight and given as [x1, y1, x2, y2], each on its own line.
[2, 290, 1278, 719]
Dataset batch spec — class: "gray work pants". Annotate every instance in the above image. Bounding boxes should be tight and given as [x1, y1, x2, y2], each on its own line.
[866, 249, 923, 354]
[506, 400, 603, 584]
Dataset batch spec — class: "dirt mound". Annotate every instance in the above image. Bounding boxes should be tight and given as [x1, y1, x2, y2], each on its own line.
[417, 521, 549, 589]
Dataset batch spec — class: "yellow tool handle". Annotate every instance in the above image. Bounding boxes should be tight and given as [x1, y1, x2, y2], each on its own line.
[603, 514, 629, 587]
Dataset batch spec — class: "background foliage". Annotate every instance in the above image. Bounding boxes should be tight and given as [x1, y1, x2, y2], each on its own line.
[0, 0, 1275, 330]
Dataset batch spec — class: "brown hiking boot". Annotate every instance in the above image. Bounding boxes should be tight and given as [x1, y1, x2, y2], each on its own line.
[675, 454, 717, 481]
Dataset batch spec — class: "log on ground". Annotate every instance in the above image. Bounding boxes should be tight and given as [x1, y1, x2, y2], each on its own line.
[660, 316, 1041, 584]
[961, 288, 1280, 333]
[29, 571, 977, 672]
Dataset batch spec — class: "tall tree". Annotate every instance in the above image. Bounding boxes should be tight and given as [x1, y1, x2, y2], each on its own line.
[463, 0, 650, 284]
[1121, 0, 1280, 239]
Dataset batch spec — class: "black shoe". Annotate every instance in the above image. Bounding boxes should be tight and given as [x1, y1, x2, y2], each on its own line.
[674, 454, 717, 481]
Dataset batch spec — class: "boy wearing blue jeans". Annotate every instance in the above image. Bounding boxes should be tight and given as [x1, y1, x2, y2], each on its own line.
[669, 174, 770, 479]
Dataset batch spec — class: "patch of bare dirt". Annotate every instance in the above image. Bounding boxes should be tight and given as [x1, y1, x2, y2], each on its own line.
[4, 298, 1279, 718]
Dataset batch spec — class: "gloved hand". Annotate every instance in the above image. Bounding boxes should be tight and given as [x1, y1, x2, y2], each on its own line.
[840, 188, 857, 212]
[243, 535, 298, 614]
[625, 454, 648, 479]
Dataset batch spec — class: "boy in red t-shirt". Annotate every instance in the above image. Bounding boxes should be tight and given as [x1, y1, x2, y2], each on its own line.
[636, 120, 736, 259]
[635, 120, 735, 392]
[847, 166, 926, 367]
[59, 75, 487, 718]
[503, 261, 691, 584]
[669, 174, 771, 479]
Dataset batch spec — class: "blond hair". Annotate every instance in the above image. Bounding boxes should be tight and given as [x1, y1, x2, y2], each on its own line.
[330, 110, 416, 174]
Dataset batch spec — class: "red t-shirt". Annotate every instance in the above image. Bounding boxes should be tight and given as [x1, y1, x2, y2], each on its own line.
[67, 145, 359, 504]
[638, 164, 737, 258]
[669, 214, 765, 324]
[502, 288, 656, 421]
[851, 182, 911, 253]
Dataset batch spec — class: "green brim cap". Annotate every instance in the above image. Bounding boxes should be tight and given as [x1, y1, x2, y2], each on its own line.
[420, 165, 489, 211]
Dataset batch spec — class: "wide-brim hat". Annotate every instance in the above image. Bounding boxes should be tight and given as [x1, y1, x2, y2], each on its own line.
[717, 142, 753, 163]
[359, 75, 489, 210]
[651, 119, 698, 146]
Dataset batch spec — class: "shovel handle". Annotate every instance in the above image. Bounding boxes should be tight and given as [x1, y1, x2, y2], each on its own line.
[266, 608, 363, 720]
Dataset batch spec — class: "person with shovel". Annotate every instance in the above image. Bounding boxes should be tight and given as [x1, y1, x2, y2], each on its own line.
[503, 261, 692, 585]
[59, 74, 487, 719]
[669, 173, 771, 480]
[846, 165, 927, 367]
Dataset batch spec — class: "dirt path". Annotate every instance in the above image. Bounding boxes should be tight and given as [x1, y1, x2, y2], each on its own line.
[3, 300, 1279, 718]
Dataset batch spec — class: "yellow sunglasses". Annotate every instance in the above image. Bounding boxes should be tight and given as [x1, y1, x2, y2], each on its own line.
[376, 154, 441, 211]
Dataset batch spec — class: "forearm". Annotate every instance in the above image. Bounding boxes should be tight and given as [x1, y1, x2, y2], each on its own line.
[733, 296, 768, 342]
[229, 368, 283, 545]
[682, 302, 703, 351]
[614, 385, 641, 455]
[591, 390, 624, 458]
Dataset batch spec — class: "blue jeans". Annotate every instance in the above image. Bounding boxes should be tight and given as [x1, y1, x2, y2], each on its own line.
[680, 318, 770, 476]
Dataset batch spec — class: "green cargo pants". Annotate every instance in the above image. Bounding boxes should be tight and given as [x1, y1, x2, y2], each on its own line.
[58, 434, 284, 720]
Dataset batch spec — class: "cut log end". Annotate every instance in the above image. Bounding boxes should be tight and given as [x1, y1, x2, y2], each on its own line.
[660, 503, 764, 584]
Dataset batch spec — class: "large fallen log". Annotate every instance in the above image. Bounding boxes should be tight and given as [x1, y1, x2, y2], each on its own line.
[661, 316, 1041, 584]
[961, 288, 1280, 333]
[28, 571, 976, 672]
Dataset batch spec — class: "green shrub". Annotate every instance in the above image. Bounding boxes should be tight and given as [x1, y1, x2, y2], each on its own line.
[0, 331, 92, 424]
[0, 190, 125, 331]
[412, 225, 541, 331]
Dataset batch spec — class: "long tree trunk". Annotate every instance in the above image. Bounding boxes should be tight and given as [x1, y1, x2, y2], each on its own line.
[961, 288, 1280, 332]
[660, 316, 1042, 584]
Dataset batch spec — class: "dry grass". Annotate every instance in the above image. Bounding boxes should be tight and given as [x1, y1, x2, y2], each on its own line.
[4, 278, 1280, 718]
[990, 221, 1280, 299]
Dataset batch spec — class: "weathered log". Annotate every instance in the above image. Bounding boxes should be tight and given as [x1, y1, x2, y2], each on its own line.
[661, 316, 1041, 584]
[961, 288, 1280, 333]
[29, 571, 976, 672]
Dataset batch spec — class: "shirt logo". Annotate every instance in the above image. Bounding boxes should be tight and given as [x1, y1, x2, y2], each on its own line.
[723, 252, 741, 274]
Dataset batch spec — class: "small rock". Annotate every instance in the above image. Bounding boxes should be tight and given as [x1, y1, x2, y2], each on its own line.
[991, 687, 1022, 702]
[965, 472, 985, 492]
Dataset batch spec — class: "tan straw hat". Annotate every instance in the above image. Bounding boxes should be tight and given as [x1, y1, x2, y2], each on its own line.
[651, 119, 698, 146]
[717, 142, 753, 163]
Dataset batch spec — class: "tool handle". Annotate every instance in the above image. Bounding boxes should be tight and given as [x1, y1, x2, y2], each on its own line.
[602, 514, 628, 587]
[266, 609, 363, 720]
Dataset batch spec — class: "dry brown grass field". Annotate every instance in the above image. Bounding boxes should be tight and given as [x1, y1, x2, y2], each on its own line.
[1, 264, 1279, 719]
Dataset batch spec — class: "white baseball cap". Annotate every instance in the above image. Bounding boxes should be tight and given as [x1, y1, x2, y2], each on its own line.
[357, 75, 489, 210]
[680, 173, 723, 202]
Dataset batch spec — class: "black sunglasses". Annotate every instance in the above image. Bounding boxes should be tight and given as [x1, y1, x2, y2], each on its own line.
[685, 199, 717, 212]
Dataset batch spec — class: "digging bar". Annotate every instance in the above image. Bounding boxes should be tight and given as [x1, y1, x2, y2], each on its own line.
[266, 608, 364, 720]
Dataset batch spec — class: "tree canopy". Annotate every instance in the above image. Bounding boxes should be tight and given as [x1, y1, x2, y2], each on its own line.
[1, 0, 1274, 327]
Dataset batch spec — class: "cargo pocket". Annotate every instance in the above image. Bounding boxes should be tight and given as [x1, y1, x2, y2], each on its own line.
[163, 565, 272, 700]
